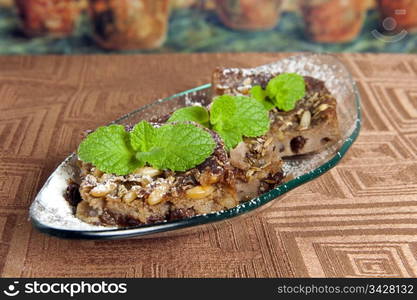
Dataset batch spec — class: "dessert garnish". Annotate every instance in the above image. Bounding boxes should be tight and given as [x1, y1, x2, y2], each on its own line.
[168, 94, 270, 150]
[77, 121, 216, 175]
[250, 73, 306, 112]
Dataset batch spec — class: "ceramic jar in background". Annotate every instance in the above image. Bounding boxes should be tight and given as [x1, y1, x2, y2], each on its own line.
[214, 0, 283, 31]
[377, 0, 417, 33]
[14, 0, 82, 37]
[300, 0, 366, 43]
[0, 0, 13, 7]
[89, 0, 170, 50]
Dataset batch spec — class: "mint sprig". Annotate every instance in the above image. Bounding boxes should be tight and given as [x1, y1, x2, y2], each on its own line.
[211, 95, 270, 149]
[78, 122, 216, 175]
[133, 122, 216, 171]
[250, 73, 305, 112]
[168, 95, 270, 150]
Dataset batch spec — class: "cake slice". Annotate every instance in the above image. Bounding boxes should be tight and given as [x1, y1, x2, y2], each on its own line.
[74, 127, 239, 227]
[70, 121, 286, 227]
[212, 68, 341, 157]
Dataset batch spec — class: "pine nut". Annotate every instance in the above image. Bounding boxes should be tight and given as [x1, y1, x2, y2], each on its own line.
[299, 110, 311, 130]
[317, 104, 329, 112]
[207, 175, 219, 184]
[134, 167, 162, 177]
[123, 191, 137, 203]
[186, 185, 215, 199]
[147, 183, 169, 205]
[90, 184, 115, 197]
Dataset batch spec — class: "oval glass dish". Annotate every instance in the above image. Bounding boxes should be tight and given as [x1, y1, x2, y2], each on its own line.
[30, 53, 361, 239]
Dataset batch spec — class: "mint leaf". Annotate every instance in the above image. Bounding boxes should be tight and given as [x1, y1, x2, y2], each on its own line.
[266, 73, 305, 112]
[167, 106, 210, 128]
[210, 95, 270, 150]
[130, 120, 157, 152]
[77, 125, 143, 175]
[250, 85, 275, 111]
[210, 94, 236, 127]
[210, 95, 238, 149]
[235, 96, 270, 137]
[216, 125, 242, 150]
[141, 123, 216, 171]
[78, 121, 216, 174]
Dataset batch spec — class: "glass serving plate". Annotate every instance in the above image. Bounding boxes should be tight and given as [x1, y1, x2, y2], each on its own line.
[29, 53, 361, 239]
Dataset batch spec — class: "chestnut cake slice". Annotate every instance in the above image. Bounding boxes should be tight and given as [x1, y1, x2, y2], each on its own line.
[212, 68, 341, 157]
[73, 128, 239, 227]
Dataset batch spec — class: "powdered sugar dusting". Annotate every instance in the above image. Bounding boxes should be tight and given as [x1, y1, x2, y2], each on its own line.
[30, 154, 114, 230]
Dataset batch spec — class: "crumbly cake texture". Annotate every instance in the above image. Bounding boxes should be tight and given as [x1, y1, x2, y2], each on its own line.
[212, 68, 341, 157]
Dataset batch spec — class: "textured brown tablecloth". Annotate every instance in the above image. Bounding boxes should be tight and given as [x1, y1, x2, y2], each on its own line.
[1, 53, 417, 278]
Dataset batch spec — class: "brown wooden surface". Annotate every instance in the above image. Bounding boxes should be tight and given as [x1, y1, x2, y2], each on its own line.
[1, 53, 417, 277]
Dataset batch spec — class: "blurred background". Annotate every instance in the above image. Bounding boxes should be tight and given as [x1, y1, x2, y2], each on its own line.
[0, 0, 416, 54]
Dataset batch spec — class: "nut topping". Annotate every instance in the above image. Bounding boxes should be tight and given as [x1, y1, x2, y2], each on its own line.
[299, 110, 311, 130]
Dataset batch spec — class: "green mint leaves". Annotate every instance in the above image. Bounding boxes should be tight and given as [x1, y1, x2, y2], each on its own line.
[130, 121, 157, 153]
[250, 73, 306, 112]
[211, 95, 270, 149]
[134, 122, 216, 171]
[78, 121, 216, 175]
[78, 125, 143, 175]
[250, 85, 275, 111]
[267, 73, 306, 111]
[168, 95, 270, 150]
[167, 106, 210, 128]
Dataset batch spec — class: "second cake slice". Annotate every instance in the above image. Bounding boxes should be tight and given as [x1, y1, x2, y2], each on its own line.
[212, 67, 341, 157]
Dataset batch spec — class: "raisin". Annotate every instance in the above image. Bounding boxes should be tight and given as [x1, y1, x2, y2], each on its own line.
[321, 137, 331, 144]
[272, 171, 284, 184]
[260, 171, 284, 192]
[64, 182, 82, 207]
[290, 136, 307, 154]
[101, 209, 143, 227]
